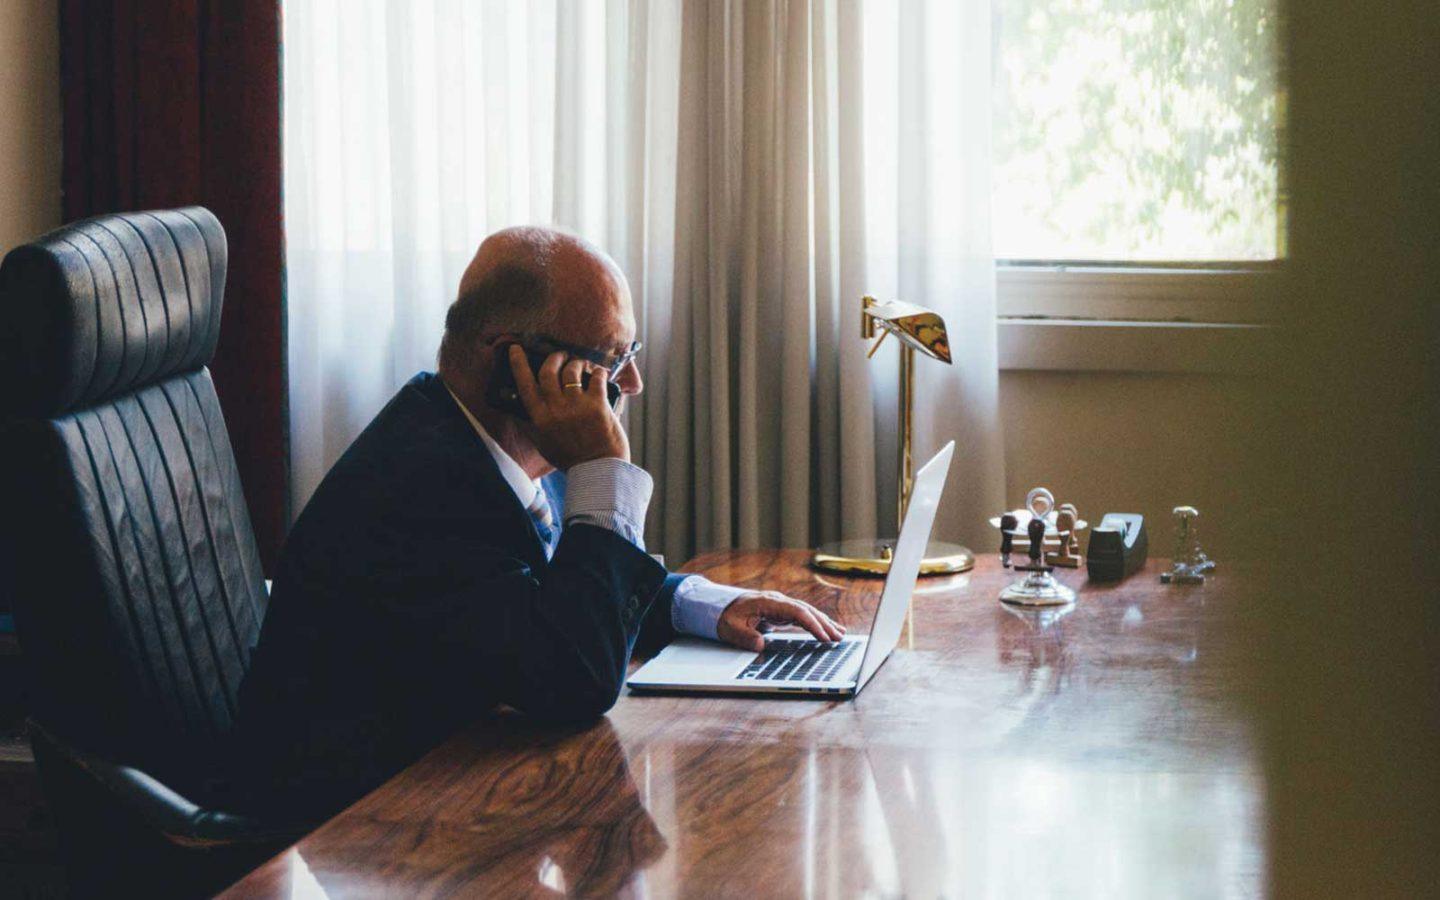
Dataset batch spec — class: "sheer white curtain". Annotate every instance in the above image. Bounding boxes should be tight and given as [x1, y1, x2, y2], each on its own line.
[283, 0, 682, 507]
[283, 0, 1002, 562]
[859, 0, 1006, 550]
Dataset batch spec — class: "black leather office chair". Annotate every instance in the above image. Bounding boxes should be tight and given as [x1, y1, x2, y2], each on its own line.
[0, 208, 298, 897]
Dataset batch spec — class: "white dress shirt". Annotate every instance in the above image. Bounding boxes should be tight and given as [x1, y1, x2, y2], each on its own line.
[445, 386, 744, 640]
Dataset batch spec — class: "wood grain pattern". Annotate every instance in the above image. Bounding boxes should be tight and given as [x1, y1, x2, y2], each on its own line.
[220, 553, 1263, 898]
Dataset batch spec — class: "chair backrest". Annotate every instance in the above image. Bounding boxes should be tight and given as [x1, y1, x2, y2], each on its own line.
[0, 207, 268, 791]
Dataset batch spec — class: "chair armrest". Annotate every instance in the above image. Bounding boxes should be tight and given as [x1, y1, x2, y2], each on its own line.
[28, 720, 304, 849]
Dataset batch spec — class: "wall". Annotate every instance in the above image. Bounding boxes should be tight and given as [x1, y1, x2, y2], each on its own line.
[1260, 1, 1438, 895]
[0, 0, 61, 251]
[1000, 370, 1252, 560]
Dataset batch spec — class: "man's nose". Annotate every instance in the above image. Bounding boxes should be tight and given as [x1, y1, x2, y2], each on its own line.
[616, 361, 643, 395]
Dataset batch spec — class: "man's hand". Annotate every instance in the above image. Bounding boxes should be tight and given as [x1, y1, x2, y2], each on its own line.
[717, 591, 846, 652]
[511, 346, 630, 469]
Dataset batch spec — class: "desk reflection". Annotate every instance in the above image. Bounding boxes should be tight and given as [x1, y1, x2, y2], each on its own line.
[224, 717, 665, 899]
[633, 738, 1261, 898]
[998, 600, 1077, 698]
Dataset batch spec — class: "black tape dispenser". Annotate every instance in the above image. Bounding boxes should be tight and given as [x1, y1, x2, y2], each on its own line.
[1085, 513, 1148, 582]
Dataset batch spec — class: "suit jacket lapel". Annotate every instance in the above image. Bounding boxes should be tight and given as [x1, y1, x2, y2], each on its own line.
[414, 373, 550, 573]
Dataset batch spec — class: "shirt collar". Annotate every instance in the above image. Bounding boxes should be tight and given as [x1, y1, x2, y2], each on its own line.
[444, 384, 542, 509]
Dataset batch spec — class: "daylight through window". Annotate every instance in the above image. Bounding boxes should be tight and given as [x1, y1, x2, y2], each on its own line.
[993, 0, 1282, 262]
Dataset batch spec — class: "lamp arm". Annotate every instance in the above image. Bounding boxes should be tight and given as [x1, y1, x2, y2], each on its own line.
[866, 329, 890, 358]
[898, 343, 914, 531]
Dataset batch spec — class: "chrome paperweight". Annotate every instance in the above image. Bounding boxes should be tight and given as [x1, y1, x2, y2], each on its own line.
[992, 488, 1079, 607]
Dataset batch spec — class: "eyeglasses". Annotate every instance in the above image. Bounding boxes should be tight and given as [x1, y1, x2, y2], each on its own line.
[509, 334, 643, 379]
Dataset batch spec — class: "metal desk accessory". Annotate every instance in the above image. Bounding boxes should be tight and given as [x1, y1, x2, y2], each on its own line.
[1160, 506, 1216, 584]
[1086, 513, 1148, 581]
[811, 296, 974, 576]
[992, 488, 1081, 606]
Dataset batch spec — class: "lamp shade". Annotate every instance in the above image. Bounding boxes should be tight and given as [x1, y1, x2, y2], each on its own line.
[862, 298, 952, 363]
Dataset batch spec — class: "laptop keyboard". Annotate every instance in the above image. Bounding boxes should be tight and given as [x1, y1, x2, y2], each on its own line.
[738, 639, 860, 683]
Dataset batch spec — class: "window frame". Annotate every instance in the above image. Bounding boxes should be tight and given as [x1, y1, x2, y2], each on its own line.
[994, 260, 1280, 373]
[997, 260, 1279, 324]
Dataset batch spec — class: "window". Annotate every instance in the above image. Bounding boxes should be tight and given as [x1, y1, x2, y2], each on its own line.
[992, 0, 1282, 328]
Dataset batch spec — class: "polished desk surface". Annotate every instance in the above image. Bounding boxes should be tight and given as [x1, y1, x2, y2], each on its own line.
[221, 553, 1263, 898]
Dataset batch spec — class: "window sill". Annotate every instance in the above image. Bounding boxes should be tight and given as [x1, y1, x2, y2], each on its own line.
[997, 318, 1274, 374]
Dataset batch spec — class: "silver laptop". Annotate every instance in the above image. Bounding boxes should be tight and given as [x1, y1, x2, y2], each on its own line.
[628, 441, 954, 698]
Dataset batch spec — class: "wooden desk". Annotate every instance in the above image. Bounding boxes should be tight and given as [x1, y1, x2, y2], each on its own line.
[221, 553, 1263, 898]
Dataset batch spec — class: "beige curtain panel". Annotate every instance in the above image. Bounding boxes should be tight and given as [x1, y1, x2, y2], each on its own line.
[283, 0, 1004, 565]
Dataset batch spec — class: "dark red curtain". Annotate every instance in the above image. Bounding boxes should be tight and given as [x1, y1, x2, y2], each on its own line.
[60, 0, 287, 570]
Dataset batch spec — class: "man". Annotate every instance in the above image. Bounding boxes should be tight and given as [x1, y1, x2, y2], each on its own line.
[235, 227, 842, 820]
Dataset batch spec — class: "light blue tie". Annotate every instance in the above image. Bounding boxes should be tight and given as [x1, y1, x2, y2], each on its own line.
[526, 488, 558, 559]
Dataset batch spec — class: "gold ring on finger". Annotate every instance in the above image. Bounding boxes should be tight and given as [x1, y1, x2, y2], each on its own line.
[563, 381, 584, 390]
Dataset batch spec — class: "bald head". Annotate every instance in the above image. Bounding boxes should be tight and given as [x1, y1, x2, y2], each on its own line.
[438, 226, 634, 376]
[454, 226, 562, 309]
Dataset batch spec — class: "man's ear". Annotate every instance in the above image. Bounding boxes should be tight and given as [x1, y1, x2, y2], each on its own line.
[476, 334, 510, 379]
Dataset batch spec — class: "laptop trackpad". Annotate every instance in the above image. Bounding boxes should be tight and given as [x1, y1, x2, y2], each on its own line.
[637, 637, 754, 680]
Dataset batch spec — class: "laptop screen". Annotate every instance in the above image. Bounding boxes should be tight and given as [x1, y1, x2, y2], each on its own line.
[854, 441, 954, 692]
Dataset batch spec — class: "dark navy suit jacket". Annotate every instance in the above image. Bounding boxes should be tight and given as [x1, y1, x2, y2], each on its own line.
[235, 372, 683, 819]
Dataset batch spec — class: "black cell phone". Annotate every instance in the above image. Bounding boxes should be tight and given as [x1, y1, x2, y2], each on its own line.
[485, 341, 622, 420]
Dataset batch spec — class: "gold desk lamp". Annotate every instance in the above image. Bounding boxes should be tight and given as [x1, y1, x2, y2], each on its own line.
[811, 296, 976, 576]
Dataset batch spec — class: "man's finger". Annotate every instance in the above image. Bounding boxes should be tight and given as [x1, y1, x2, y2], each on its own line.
[766, 598, 833, 644]
[560, 358, 587, 399]
[809, 606, 845, 642]
[536, 351, 567, 400]
[733, 622, 766, 653]
[586, 366, 610, 405]
[718, 608, 767, 652]
[763, 595, 844, 642]
[509, 345, 544, 414]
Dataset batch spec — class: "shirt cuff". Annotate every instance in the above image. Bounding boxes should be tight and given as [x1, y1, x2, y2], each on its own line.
[671, 575, 748, 640]
[563, 457, 654, 550]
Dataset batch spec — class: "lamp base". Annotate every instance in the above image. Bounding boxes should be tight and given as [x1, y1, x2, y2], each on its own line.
[810, 538, 975, 577]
